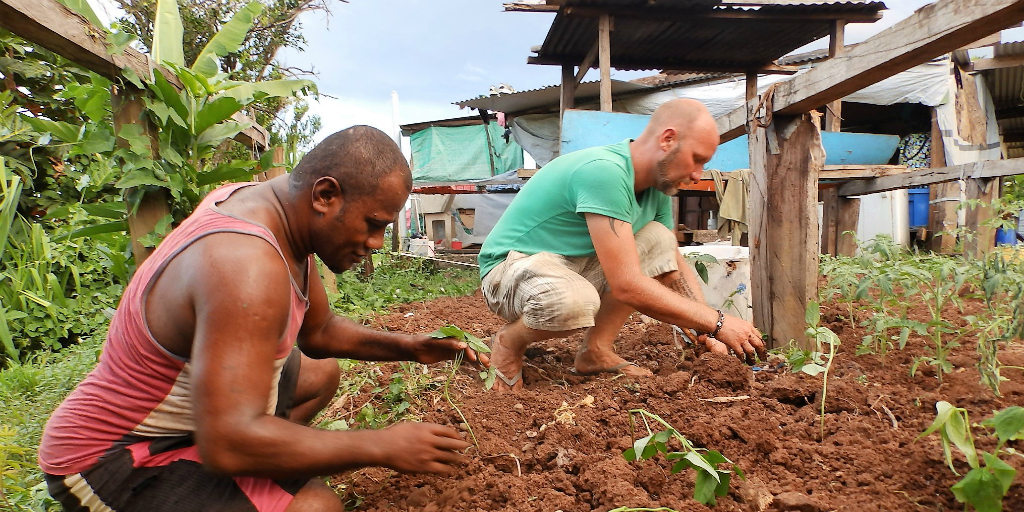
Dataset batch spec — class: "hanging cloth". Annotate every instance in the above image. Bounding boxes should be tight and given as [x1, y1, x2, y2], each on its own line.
[711, 168, 750, 246]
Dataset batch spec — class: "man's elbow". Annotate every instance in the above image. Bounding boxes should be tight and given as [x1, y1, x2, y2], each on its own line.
[607, 280, 645, 307]
[196, 429, 252, 476]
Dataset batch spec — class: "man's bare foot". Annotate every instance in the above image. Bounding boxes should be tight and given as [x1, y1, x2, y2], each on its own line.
[489, 330, 524, 392]
[573, 349, 653, 377]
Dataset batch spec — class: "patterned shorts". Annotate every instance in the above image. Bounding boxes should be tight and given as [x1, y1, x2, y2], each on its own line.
[44, 349, 308, 512]
[481, 221, 679, 331]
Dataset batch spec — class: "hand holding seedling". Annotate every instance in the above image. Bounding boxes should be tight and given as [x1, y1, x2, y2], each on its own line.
[706, 313, 765, 362]
[379, 422, 471, 474]
[408, 332, 491, 368]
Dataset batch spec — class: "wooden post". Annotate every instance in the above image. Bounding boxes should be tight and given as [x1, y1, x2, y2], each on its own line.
[964, 177, 997, 257]
[598, 14, 612, 113]
[560, 64, 575, 144]
[750, 114, 824, 349]
[747, 72, 772, 341]
[113, 86, 170, 267]
[819, 187, 839, 255]
[928, 109, 958, 252]
[265, 146, 286, 180]
[836, 197, 861, 256]
[824, 20, 845, 132]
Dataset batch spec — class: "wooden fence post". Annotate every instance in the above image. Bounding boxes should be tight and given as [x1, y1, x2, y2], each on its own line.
[113, 86, 170, 267]
[964, 177, 997, 258]
[836, 197, 861, 256]
[928, 108, 958, 253]
[750, 114, 824, 349]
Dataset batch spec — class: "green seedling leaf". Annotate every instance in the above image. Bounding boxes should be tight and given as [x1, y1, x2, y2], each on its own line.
[670, 459, 693, 474]
[982, 452, 1016, 495]
[684, 451, 720, 482]
[805, 300, 820, 327]
[951, 467, 1005, 512]
[693, 469, 719, 505]
[990, 406, 1024, 443]
[695, 261, 709, 284]
[479, 367, 496, 390]
[622, 447, 638, 461]
[715, 471, 732, 498]
[632, 434, 653, 461]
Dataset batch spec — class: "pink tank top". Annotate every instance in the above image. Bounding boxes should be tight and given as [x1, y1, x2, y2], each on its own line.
[39, 183, 310, 475]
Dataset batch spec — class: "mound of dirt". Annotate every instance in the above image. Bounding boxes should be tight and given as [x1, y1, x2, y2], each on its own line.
[334, 292, 1024, 511]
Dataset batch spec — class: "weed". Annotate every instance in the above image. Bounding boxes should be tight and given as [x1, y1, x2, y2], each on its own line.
[798, 301, 841, 441]
[623, 409, 743, 506]
[917, 402, 1024, 512]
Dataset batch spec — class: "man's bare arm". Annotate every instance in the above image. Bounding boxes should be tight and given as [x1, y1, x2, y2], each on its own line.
[189, 237, 469, 479]
[585, 213, 762, 356]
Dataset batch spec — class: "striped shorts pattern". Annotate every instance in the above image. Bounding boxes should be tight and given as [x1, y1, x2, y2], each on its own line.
[482, 221, 678, 331]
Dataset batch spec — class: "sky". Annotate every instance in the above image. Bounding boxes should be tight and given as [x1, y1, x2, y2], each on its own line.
[85, 0, 1024, 147]
[279, 0, 947, 146]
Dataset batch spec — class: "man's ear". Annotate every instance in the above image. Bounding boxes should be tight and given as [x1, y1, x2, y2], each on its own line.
[659, 127, 678, 152]
[310, 176, 344, 216]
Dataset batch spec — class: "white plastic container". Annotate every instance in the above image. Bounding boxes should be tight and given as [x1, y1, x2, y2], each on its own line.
[679, 245, 752, 322]
[408, 239, 435, 257]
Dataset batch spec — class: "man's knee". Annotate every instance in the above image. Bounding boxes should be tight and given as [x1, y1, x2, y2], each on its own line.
[637, 222, 678, 258]
[296, 356, 341, 405]
[286, 480, 344, 512]
[523, 282, 601, 331]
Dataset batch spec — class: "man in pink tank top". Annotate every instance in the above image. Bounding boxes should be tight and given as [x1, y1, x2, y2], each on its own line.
[39, 126, 487, 512]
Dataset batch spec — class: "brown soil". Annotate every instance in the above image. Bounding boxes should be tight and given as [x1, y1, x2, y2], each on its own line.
[332, 291, 1024, 512]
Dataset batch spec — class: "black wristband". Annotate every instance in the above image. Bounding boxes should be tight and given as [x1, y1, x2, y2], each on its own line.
[709, 310, 724, 339]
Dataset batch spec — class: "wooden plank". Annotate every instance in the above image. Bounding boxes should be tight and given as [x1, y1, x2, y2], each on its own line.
[824, 20, 845, 133]
[928, 109, 957, 253]
[968, 54, 1024, 71]
[701, 164, 908, 181]
[0, 0, 269, 150]
[563, 5, 882, 23]
[716, 0, 1024, 142]
[838, 159, 1024, 196]
[560, 64, 574, 143]
[836, 197, 861, 256]
[820, 187, 839, 256]
[517, 168, 539, 178]
[503, 2, 559, 12]
[598, 14, 612, 112]
[574, 42, 599, 88]
[964, 177, 997, 258]
[747, 76, 771, 345]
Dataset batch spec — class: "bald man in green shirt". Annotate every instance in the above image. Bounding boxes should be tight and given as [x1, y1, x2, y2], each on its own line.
[478, 99, 764, 392]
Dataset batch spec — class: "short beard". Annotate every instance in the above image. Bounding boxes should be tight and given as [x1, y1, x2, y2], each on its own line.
[655, 145, 682, 196]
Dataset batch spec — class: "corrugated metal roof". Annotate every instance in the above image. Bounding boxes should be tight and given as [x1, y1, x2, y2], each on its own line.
[455, 79, 650, 113]
[531, 1, 885, 72]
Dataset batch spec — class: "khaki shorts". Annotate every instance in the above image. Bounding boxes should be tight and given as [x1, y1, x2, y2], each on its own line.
[481, 221, 678, 331]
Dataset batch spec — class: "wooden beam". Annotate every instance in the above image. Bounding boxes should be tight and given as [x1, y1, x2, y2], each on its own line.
[838, 158, 1024, 196]
[928, 110, 957, 253]
[964, 177, 997, 258]
[562, 5, 882, 23]
[836, 197, 861, 256]
[0, 0, 269, 150]
[503, 2, 559, 12]
[717, 0, 1024, 142]
[598, 14, 612, 112]
[701, 164, 909, 181]
[574, 42, 599, 88]
[530, 55, 800, 74]
[750, 114, 824, 349]
[824, 20, 845, 132]
[560, 65, 574, 147]
[968, 54, 1024, 71]
[819, 187, 839, 256]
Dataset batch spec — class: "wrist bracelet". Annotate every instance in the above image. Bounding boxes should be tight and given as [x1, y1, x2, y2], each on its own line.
[709, 310, 724, 338]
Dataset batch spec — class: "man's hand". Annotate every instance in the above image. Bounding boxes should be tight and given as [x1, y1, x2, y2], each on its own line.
[407, 334, 491, 368]
[706, 314, 765, 361]
[378, 422, 472, 474]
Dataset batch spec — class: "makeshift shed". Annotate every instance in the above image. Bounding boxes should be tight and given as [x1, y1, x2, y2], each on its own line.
[400, 115, 528, 248]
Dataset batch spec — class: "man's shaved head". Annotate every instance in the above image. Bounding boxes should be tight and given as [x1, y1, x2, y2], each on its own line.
[640, 98, 717, 142]
[289, 125, 412, 198]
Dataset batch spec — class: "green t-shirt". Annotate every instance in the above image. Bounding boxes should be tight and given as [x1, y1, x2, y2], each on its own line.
[478, 139, 673, 278]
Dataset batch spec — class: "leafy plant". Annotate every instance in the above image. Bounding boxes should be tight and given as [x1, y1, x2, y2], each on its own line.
[796, 301, 841, 441]
[917, 402, 1024, 512]
[623, 409, 744, 506]
[427, 325, 492, 452]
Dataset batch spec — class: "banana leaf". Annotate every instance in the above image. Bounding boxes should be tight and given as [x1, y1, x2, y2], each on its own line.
[191, 1, 264, 78]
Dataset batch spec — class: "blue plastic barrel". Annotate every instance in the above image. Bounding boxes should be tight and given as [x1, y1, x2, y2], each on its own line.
[996, 227, 1018, 246]
[908, 187, 929, 228]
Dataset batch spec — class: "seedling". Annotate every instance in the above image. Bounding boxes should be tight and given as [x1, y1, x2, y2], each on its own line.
[427, 325, 495, 390]
[917, 402, 1024, 512]
[427, 325, 495, 452]
[788, 301, 841, 441]
[623, 409, 744, 506]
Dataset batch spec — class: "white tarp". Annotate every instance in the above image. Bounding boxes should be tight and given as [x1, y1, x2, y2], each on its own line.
[512, 59, 953, 163]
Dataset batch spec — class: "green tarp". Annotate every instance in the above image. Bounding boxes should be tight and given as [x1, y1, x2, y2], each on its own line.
[410, 124, 523, 183]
